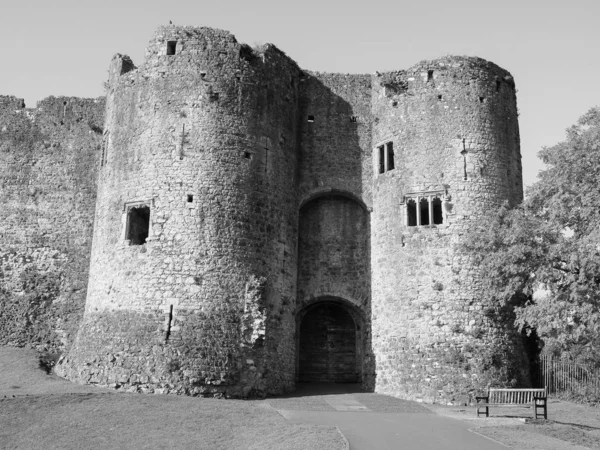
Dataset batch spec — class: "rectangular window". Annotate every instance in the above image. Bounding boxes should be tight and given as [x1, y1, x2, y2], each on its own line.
[405, 192, 445, 227]
[419, 198, 430, 226]
[407, 199, 417, 227]
[167, 41, 177, 56]
[376, 141, 395, 175]
[126, 205, 150, 245]
[432, 198, 443, 225]
[386, 142, 394, 171]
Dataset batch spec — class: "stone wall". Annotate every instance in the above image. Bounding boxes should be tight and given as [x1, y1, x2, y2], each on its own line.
[370, 57, 527, 403]
[0, 95, 104, 351]
[296, 72, 375, 388]
[297, 72, 373, 206]
[297, 195, 373, 384]
[58, 27, 302, 397]
[0, 25, 529, 402]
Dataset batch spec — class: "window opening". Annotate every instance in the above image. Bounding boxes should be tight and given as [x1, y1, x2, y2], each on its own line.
[167, 41, 177, 55]
[376, 141, 395, 175]
[101, 131, 109, 167]
[100, 144, 106, 168]
[496, 79, 501, 92]
[427, 70, 434, 82]
[244, 151, 252, 159]
[187, 194, 193, 203]
[307, 115, 314, 122]
[386, 142, 394, 171]
[407, 199, 417, 227]
[350, 116, 357, 123]
[432, 198, 443, 224]
[165, 304, 173, 342]
[126, 206, 150, 245]
[461, 140, 468, 180]
[406, 193, 445, 227]
[419, 198, 430, 226]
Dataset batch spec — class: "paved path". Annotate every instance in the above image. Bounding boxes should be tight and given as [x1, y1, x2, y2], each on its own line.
[266, 384, 508, 450]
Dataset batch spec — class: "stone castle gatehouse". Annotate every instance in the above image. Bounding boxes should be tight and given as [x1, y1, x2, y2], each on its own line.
[1, 25, 528, 402]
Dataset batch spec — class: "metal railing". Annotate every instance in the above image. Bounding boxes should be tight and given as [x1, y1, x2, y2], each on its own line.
[535, 354, 600, 398]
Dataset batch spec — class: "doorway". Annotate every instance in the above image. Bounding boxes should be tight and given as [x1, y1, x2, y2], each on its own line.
[298, 302, 358, 383]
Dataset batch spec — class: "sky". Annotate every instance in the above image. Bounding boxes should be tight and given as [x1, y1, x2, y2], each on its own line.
[1, 0, 598, 188]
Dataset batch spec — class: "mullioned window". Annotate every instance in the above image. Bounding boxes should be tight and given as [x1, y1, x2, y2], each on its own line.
[403, 191, 446, 227]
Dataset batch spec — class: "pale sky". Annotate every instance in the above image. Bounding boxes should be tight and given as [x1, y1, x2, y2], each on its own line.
[1, 0, 598, 187]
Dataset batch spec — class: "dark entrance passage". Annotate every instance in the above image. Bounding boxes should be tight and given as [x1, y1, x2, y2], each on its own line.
[299, 302, 357, 383]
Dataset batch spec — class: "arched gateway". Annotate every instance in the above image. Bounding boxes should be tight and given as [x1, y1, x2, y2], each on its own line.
[297, 300, 363, 383]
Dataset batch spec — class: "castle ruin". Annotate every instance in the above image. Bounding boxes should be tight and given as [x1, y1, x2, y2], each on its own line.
[0, 25, 528, 402]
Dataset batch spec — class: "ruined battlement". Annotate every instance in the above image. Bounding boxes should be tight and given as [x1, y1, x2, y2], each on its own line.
[1, 25, 526, 403]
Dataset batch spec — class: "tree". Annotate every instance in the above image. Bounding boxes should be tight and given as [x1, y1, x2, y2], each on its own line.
[465, 107, 600, 365]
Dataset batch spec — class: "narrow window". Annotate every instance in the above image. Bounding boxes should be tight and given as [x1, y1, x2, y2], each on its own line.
[378, 145, 385, 174]
[496, 79, 501, 92]
[386, 142, 394, 171]
[126, 206, 150, 245]
[427, 70, 434, 82]
[307, 115, 314, 122]
[420, 198, 430, 226]
[187, 194, 193, 203]
[167, 41, 177, 56]
[432, 198, 443, 225]
[165, 304, 173, 342]
[101, 131, 109, 167]
[407, 199, 417, 227]
[100, 145, 106, 168]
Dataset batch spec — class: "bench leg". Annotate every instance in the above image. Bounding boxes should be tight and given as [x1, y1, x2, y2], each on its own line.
[534, 399, 547, 420]
[476, 406, 489, 418]
[476, 397, 489, 418]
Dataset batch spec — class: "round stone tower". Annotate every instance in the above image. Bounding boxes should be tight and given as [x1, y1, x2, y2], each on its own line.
[57, 26, 530, 401]
[58, 26, 302, 397]
[370, 56, 528, 402]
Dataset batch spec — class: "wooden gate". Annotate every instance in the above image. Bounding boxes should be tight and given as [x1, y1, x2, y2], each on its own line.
[298, 303, 357, 383]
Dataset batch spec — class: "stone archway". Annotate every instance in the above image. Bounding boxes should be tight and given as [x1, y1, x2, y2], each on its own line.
[297, 301, 360, 383]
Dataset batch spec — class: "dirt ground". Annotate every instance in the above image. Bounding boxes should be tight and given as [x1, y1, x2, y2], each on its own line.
[2, 346, 599, 449]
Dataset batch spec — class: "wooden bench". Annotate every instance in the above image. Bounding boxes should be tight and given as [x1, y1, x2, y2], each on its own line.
[476, 388, 548, 419]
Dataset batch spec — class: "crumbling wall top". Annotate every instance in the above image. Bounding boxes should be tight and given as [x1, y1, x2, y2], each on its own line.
[0, 95, 26, 111]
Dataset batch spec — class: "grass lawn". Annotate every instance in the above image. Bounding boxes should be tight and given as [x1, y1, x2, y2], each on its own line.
[0, 347, 346, 450]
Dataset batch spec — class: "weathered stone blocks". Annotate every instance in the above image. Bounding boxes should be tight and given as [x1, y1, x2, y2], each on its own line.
[1, 25, 527, 402]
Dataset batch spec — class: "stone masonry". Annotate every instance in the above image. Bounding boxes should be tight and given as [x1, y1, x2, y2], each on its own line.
[1, 25, 528, 402]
